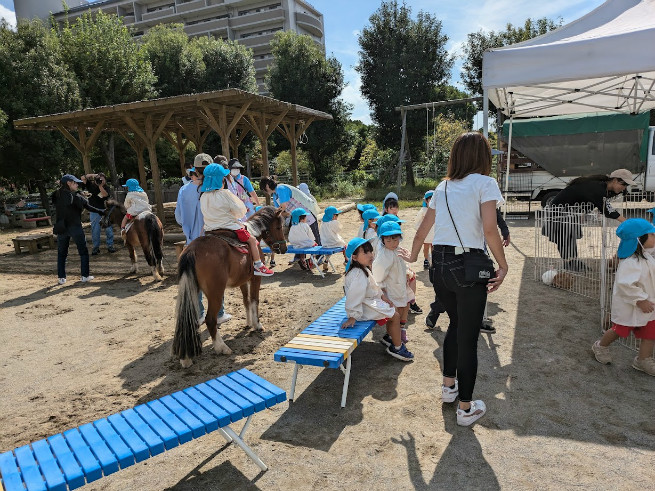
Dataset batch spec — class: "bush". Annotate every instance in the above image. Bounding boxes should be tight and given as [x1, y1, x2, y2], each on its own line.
[311, 178, 365, 200]
[364, 177, 439, 204]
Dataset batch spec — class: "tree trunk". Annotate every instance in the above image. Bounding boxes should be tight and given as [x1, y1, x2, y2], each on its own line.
[101, 133, 120, 193]
[36, 179, 51, 217]
[405, 145, 416, 187]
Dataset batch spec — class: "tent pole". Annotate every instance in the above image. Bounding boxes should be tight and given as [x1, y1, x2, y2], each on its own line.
[503, 116, 513, 220]
[483, 88, 489, 139]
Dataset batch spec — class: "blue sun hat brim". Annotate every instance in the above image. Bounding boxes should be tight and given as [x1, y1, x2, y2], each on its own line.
[291, 208, 307, 225]
[378, 221, 402, 237]
[357, 203, 377, 213]
[383, 192, 399, 205]
[122, 178, 144, 193]
[322, 206, 340, 222]
[375, 214, 405, 236]
[616, 218, 655, 258]
[423, 190, 434, 207]
[345, 237, 370, 271]
[200, 163, 229, 192]
[362, 209, 380, 232]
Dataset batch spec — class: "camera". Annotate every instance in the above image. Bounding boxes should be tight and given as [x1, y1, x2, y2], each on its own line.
[95, 176, 104, 185]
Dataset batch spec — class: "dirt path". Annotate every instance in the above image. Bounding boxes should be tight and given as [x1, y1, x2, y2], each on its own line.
[1, 207, 654, 490]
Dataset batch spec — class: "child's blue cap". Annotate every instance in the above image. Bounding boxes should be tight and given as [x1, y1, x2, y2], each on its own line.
[122, 178, 144, 193]
[357, 203, 377, 213]
[362, 209, 380, 232]
[200, 163, 229, 192]
[375, 214, 405, 236]
[345, 237, 369, 271]
[383, 192, 399, 205]
[255, 206, 263, 212]
[616, 218, 655, 258]
[291, 208, 307, 225]
[423, 190, 434, 207]
[378, 221, 402, 238]
[322, 206, 340, 222]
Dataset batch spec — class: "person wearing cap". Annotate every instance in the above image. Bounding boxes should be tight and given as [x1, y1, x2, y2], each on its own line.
[288, 208, 317, 269]
[414, 190, 435, 269]
[383, 192, 399, 216]
[120, 178, 152, 238]
[225, 158, 260, 219]
[362, 208, 380, 241]
[355, 204, 377, 238]
[592, 218, 655, 376]
[320, 206, 347, 266]
[342, 237, 414, 361]
[80, 172, 115, 255]
[547, 169, 632, 270]
[200, 163, 273, 276]
[52, 174, 107, 285]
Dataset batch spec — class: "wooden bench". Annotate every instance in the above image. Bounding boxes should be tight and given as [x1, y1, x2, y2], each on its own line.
[0, 369, 285, 490]
[12, 234, 56, 255]
[261, 245, 344, 277]
[20, 216, 52, 229]
[274, 298, 376, 407]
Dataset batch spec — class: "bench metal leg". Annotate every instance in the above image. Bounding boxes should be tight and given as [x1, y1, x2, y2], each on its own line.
[340, 356, 352, 408]
[222, 425, 268, 471]
[218, 428, 233, 443]
[289, 363, 299, 401]
[239, 415, 252, 439]
[328, 257, 337, 273]
[312, 255, 325, 278]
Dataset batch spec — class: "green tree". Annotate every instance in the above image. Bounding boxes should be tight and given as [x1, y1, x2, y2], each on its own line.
[424, 114, 470, 178]
[431, 85, 476, 127]
[0, 19, 81, 209]
[356, 1, 453, 186]
[461, 17, 562, 101]
[267, 31, 351, 184]
[192, 36, 257, 93]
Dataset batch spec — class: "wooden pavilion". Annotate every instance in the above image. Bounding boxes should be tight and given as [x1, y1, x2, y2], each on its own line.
[13, 89, 332, 219]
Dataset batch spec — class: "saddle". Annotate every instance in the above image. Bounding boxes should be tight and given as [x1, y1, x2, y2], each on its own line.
[206, 229, 249, 254]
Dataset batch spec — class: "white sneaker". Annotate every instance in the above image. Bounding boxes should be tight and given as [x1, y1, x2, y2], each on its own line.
[58, 278, 66, 285]
[217, 313, 232, 324]
[81, 276, 94, 283]
[442, 380, 458, 403]
[456, 400, 487, 427]
[592, 340, 612, 364]
[632, 356, 655, 376]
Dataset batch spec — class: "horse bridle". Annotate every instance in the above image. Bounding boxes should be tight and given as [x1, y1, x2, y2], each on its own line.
[261, 230, 285, 253]
[101, 204, 117, 228]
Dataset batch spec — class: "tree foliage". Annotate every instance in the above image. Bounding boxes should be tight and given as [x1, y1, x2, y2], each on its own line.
[267, 31, 351, 184]
[192, 36, 257, 93]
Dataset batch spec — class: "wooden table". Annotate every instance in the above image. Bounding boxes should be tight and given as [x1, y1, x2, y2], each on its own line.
[12, 233, 56, 254]
[11, 209, 51, 229]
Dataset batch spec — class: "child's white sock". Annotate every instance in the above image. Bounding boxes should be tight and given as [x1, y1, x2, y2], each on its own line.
[254, 260, 263, 267]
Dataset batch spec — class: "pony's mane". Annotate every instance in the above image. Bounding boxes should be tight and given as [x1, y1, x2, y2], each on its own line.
[246, 206, 277, 236]
[106, 198, 126, 214]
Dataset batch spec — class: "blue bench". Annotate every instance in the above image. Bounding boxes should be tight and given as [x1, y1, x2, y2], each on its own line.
[261, 245, 344, 277]
[0, 369, 285, 490]
[274, 298, 377, 407]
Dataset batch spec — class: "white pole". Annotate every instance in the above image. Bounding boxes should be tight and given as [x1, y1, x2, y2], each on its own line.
[504, 116, 513, 220]
[483, 88, 489, 138]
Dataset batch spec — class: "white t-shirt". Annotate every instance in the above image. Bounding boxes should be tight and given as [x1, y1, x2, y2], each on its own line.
[319, 220, 346, 248]
[429, 174, 504, 249]
[201, 189, 247, 231]
[344, 268, 396, 321]
[372, 246, 409, 307]
[288, 222, 316, 248]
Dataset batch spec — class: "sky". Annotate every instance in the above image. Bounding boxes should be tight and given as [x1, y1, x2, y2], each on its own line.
[1, 0, 606, 125]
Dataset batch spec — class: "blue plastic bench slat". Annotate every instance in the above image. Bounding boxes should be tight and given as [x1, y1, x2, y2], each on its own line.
[62, 429, 102, 483]
[157, 395, 207, 438]
[0, 451, 26, 491]
[30, 440, 67, 491]
[134, 405, 179, 451]
[106, 414, 150, 463]
[169, 392, 219, 433]
[46, 435, 85, 490]
[92, 419, 135, 469]
[78, 423, 119, 476]
[214, 376, 265, 412]
[226, 372, 277, 408]
[236, 369, 286, 404]
[206, 380, 255, 418]
[275, 347, 344, 362]
[275, 348, 343, 368]
[183, 387, 231, 428]
[14, 445, 46, 491]
[120, 409, 165, 457]
[146, 400, 194, 444]
[194, 383, 243, 423]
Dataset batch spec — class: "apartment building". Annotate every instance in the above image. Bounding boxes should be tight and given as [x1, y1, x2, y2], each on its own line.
[14, 0, 325, 93]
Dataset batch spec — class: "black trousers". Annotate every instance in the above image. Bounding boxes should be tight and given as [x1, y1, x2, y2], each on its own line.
[432, 248, 488, 402]
[57, 225, 89, 278]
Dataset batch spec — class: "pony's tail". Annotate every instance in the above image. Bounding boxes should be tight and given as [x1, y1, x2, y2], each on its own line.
[172, 250, 202, 362]
[144, 213, 163, 266]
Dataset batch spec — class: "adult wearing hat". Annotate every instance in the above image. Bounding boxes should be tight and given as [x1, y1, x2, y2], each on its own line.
[545, 169, 632, 270]
[80, 172, 115, 255]
[51, 174, 107, 285]
[225, 158, 260, 219]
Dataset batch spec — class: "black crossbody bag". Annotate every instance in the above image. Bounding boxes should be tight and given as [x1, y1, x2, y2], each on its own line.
[444, 181, 495, 284]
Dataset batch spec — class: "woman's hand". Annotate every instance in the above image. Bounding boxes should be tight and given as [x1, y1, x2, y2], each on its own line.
[397, 247, 411, 262]
[636, 299, 655, 313]
[503, 235, 511, 247]
[341, 317, 357, 329]
[487, 267, 507, 293]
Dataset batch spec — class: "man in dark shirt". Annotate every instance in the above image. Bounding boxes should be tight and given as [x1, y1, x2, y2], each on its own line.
[81, 173, 115, 254]
[545, 169, 632, 269]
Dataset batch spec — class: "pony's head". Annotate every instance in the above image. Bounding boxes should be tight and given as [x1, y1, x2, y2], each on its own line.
[104, 199, 126, 228]
[247, 206, 287, 254]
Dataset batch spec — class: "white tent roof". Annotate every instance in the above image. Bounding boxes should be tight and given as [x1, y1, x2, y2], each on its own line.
[483, 0, 655, 117]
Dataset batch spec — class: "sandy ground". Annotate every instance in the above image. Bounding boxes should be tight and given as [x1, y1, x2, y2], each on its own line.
[1, 205, 654, 491]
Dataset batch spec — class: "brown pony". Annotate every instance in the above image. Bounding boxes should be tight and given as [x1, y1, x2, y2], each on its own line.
[172, 206, 287, 368]
[104, 199, 165, 280]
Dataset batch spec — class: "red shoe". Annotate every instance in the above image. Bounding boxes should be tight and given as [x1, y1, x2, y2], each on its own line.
[254, 263, 274, 276]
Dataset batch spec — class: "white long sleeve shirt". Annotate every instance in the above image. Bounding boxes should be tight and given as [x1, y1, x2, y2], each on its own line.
[288, 222, 316, 248]
[200, 189, 247, 231]
[320, 220, 346, 248]
[611, 254, 655, 326]
[344, 268, 396, 321]
[124, 191, 152, 216]
[372, 246, 409, 307]
[414, 207, 435, 243]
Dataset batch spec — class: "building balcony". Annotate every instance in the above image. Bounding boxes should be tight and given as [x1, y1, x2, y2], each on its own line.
[141, 6, 175, 22]
[295, 11, 322, 37]
[253, 58, 272, 71]
[183, 17, 230, 36]
[122, 15, 136, 24]
[176, 0, 206, 14]
[238, 32, 276, 50]
[231, 8, 285, 30]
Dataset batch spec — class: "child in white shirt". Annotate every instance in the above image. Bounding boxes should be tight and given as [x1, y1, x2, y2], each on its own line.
[362, 208, 379, 243]
[356, 204, 377, 238]
[289, 208, 318, 269]
[342, 237, 413, 361]
[414, 190, 435, 269]
[319, 206, 346, 248]
[120, 178, 152, 237]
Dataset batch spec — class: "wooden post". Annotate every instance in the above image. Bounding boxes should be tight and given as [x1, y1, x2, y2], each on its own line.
[57, 121, 104, 175]
[82, 152, 92, 175]
[117, 129, 148, 189]
[288, 121, 298, 186]
[147, 142, 165, 219]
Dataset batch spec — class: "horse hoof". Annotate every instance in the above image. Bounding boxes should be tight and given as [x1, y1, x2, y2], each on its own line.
[213, 343, 232, 355]
[180, 358, 193, 369]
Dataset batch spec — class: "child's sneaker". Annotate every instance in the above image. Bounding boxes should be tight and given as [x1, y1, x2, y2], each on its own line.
[442, 380, 458, 403]
[409, 302, 423, 314]
[254, 264, 274, 276]
[80, 276, 94, 283]
[480, 320, 496, 334]
[217, 313, 232, 324]
[592, 340, 612, 364]
[386, 343, 414, 361]
[380, 333, 392, 347]
[632, 356, 655, 376]
[456, 400, 486, 426]
[57, 278, 66, 285]
[269, 259, 276, 268]
[400, 328, 409, 343]
[306, 258, 316, 269]
[423, 259, 430, 269]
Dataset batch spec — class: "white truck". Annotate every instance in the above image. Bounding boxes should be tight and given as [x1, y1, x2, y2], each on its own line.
[501, 113, 655, 206]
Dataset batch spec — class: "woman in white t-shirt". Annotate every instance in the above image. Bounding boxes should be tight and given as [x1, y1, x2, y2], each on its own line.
[410, 132, 508, 428]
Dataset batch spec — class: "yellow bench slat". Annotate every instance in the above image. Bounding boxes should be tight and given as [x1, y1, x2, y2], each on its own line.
[285, 343, 354, 358]
[297, 333, 358, 347]
[288, 337, 355, 350]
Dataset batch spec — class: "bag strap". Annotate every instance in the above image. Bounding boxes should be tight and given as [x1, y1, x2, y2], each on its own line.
[444, 181, 465, 249]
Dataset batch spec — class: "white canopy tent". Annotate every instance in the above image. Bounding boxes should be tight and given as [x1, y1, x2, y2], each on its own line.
[480, 0, 655, 214]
